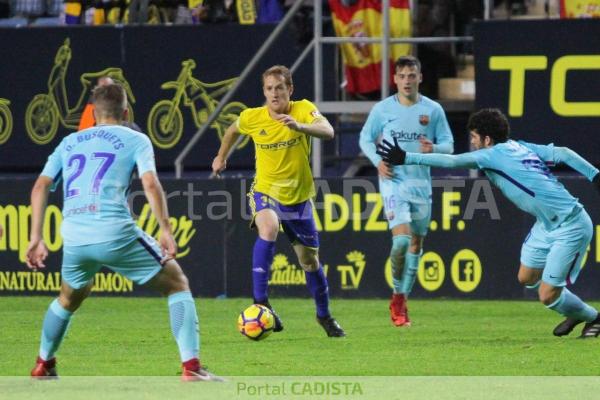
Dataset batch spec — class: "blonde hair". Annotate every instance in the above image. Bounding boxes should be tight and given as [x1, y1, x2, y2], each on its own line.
[262, 65, 293, 88]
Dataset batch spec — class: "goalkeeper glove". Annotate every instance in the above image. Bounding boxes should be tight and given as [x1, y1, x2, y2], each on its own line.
[376, 137, 406, 166]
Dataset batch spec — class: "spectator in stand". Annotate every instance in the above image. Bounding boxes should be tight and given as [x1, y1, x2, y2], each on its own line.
[13, 0, 61, 23]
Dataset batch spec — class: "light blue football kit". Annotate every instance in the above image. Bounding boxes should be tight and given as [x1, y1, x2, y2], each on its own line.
[359, 94, 454, 296]
[38, 124, 200, 365]
[360, 94, 454, 234]
[41, 124, 163, 289]
[405, 139, 599, 323]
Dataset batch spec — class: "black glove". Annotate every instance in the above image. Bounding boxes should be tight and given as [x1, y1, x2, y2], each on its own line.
[593, 173, 600, 193]
[376, 137, 406, 166]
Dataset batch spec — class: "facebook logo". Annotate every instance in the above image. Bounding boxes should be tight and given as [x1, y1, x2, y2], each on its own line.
[458, 259, 475, 282]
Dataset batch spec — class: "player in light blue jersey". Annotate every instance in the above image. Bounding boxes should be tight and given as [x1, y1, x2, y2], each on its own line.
[25, 84, 220, 380]
[378, 108, 600, 338]
[359, 56, 454, 327]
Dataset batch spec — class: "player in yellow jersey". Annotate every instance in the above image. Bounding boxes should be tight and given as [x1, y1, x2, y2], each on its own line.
[212, 65, 345, 337]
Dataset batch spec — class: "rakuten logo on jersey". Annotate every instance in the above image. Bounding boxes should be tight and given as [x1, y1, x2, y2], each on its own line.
[390, 130, 422, 142]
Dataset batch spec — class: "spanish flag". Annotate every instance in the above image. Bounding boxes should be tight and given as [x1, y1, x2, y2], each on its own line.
[329, 0, 412, 94]
[560, 0, 600, 18]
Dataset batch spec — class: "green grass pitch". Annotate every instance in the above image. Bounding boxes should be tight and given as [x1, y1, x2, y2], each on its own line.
[1, 296, 599, 377]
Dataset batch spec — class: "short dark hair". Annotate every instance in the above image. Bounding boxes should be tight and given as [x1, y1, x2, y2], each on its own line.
[467, 108, 510, 143]
[394, 55, 421, 72]
[92, 83, 127, 121]
[262, 65, 293, 88]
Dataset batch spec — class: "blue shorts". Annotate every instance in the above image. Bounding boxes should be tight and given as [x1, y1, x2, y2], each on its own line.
[62, 227, 163, 290]
[379, 179, 431, 235]
[520, 207, 593, 287]
[250, 191, 319, 248]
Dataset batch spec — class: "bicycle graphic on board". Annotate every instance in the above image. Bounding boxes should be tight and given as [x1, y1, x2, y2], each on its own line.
[147, 59, 248, 149]
[0, 98, 13, 145]
[24, 38, 137, 145]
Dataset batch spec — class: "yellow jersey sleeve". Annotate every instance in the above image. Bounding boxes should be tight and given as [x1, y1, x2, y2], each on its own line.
[295, 99, 325, 125]
[237, 108, 250, 135]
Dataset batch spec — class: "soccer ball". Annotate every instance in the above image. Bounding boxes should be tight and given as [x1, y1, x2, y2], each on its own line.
[237, 304, 275, 341]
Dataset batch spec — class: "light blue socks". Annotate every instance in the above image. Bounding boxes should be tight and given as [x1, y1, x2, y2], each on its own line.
[400, 251, 420, 294]
[390, 235, 410, 294]
[168, 291, 200, 362]
[547, 287, 598, 322]
[39, 299, 72, 360]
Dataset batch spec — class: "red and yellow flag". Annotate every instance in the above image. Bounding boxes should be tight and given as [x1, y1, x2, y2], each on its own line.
[560, 0, 600, 17]
[329, 0, 411, 94]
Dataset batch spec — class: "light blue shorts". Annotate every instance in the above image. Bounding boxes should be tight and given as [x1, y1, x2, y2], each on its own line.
[379, 179, 431, 235]
[62, 227, 163, 290]
[520, 208, 593, 287]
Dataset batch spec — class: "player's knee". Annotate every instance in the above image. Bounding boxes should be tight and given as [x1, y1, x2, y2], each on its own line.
[409, 236, 424, 254]
[299, 254, 319, 272]
[175, 272, 190, 291]
[257, 221, 279, 241]
[517, 271, 532, 286]
[160, 262, 190, 295]
[168, 272, 189, 295]
[300, 261, 319, 272]
[538, 285, 561, 305]
[58, 282, 92, 312]
[58, 293, 84, 312]
[517, 271, 541, 287]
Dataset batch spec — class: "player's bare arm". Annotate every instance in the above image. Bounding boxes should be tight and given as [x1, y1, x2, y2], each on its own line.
[212, 121, 241, 175]
[419, 137, 454, 154]
[141, 171, 177, 263]
[274, 114, 334, 140]
[26, 175, 52, 270]
[377, 160, 394, 179]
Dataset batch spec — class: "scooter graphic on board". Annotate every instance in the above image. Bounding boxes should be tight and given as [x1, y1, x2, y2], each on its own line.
[147, 59, 247, 149]
[24, 38, 137, 145]
[0, 98, 12, 145]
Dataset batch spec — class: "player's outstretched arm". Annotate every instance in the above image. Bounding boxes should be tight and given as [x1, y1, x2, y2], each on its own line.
[212, 122, 241, 177]
[378, 138, 479, 169]
[141, 172, 177, 264]
[26, 176, 52, 270]
[552, 146, 600, 182]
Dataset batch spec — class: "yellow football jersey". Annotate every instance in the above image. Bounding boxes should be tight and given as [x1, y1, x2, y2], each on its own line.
[238, 99, 324, 205]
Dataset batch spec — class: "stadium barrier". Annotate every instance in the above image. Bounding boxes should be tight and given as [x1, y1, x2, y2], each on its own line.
[1, 177, 599, 299]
